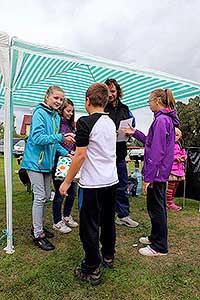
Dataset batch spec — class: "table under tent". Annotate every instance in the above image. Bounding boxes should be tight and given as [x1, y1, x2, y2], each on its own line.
[1, 32, 200, 254]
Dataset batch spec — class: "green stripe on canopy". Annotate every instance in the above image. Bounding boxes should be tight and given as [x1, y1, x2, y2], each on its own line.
[0, 36, 200, 111]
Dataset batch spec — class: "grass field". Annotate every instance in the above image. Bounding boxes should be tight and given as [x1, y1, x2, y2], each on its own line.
[0, 154, 199, 300]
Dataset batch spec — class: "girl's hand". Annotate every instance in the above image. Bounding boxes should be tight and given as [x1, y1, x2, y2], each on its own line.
[120, 124, 136, 135]
[59, 181, 71, 196]
[142, 182, 153, 195]
[63, 133, 75, 144]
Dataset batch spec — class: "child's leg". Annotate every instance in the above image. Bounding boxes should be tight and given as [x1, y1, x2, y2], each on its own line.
[79, 188, 101, 272]
[166, 181, 177, 207]
[147, 182, 168, 253]
[63, 181, 77, 217]
[43, 173, 52, 216]
[100, 184, 116, 260]
[52, 180, 64, 224]
[28, 171, 47, 238]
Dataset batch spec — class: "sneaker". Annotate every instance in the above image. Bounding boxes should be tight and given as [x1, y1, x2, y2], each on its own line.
[167, 203, 182, 211]
[74, 266, 101, 286]
[139, 245, 168, 257]
[63, 215, 78, 228]
[31, 227, 54, 238]
[102, 257, 114, 269]
[53, 220, 72, 233]
[115, 216, 139, 228]
[139, 236, 152, 245]
[33, 234, 55, 251]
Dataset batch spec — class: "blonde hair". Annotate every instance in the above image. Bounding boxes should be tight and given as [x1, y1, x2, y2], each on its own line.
[151, 88, 176, 110]
[44, 86, 64, 103]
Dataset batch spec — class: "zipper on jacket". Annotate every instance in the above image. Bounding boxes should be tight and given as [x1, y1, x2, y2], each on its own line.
[38, 151, 44, 166]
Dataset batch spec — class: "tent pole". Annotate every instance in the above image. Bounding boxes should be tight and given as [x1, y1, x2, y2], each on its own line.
[0, 33, 14, 254]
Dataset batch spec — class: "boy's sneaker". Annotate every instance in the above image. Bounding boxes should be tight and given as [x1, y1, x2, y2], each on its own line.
[53, 220, 72, 233]
[115, 216, 139, 228]
[102, 257, 114, 269]
[63, 215, 78, 228]
[139, 245, 168, 257]
[33, 234, 55, 251]
[139, 236, 151, 245]
[167, 203, 182, 211]
[74, 266, 101, 286]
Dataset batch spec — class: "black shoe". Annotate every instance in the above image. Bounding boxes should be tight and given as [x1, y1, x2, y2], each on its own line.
[31, 227, 54, 238]
[43, 228, 54, 238]
[74, 267, 101, 286]
[33, 236, 55, 251]
[102, 257, 114, 269]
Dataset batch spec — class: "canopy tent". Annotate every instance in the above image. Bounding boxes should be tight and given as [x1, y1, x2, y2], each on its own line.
[1, 31, 200, 253]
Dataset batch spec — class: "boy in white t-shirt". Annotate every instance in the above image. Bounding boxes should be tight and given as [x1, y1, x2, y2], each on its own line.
[60, 83, 118, 285]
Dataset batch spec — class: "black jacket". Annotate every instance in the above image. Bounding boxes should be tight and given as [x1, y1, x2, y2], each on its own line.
[105, 100, 135, 161]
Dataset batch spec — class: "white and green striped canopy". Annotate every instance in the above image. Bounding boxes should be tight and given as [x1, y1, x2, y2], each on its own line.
[1, 33, 200, 112]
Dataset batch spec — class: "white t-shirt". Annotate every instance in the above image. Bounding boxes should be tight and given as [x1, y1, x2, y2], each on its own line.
[75, 113, 118, 188]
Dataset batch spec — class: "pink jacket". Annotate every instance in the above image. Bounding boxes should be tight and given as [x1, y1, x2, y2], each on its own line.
[171, 142, 187, 177]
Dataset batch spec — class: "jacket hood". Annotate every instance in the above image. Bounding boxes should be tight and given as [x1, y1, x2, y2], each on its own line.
[155, 109, 180, 127]
[34, 103, 57, 116]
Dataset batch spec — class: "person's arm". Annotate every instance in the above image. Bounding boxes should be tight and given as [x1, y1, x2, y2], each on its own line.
[121, 125, 146, 145]
[59, 146, 87, 196]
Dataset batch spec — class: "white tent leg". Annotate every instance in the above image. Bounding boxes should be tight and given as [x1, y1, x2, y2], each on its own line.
[0, 32, 14, 254]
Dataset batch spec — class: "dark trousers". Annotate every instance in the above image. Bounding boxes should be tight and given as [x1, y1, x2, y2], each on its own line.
[147, 182, 168, 253]
[116, 159, 130, 218]
[79, 185, 116, 272]
[53, 179, 77, 224]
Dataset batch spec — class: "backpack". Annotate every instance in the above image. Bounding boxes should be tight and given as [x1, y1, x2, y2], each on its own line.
[18, 168, 31, 192]
[127, 176, 138, 197]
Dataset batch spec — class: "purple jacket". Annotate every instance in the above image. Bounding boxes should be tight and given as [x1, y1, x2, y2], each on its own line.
[171, 142, 187, 177]
[59, 117, 76, 152]
[134, 109, 180, 183]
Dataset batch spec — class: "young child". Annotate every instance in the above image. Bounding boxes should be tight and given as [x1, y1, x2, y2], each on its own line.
[22, 86, 75, 251]
[166, 128, 187, 211]
[122, 88, 180, 257]
[52, 99, 78, 233]
[60, 83, 118, 285]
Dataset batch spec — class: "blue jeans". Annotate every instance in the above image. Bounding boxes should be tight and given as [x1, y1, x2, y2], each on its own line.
[116, 159, 130, 218]
[53, 180, 77, 224]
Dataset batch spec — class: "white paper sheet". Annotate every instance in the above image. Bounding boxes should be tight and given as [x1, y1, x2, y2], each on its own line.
[117, 118, 133, 142]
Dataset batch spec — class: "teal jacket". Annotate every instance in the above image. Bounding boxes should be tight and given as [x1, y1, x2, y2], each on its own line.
[22, 103, 68, 172]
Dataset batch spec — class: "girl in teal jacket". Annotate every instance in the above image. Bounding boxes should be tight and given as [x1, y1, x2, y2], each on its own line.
[22, 86, 75, 251]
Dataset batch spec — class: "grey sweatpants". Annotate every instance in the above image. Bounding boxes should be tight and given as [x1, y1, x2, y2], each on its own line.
[28, 171, 52, 238]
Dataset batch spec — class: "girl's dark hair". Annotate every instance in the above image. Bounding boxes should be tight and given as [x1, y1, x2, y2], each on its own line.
[59, 98, 75, 129]
[104, 78, 123, 99]
[151, 88, 176, 109]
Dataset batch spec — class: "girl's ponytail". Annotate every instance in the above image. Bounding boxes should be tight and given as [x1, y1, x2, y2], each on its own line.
[166, 88, 176, 110]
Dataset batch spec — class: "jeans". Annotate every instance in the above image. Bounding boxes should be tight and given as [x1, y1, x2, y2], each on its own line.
[28, 171, 52, 238]
[147, 182, 168, 253]
[53, 179, 77, 224]
[116, 159, 130, 218]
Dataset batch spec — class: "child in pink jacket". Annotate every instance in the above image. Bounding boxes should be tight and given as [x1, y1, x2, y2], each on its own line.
[166, 128, 187, 211]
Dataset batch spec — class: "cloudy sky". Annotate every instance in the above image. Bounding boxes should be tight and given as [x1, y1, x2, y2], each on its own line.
[0, 0, 200, 133]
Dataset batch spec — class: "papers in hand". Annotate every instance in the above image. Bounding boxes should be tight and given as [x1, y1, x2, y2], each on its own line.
[117, 118, 133, 142]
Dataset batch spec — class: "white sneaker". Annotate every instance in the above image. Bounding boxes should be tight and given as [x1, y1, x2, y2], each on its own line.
[139, 245, 168, 257]
[139, 236, 151, 245]
[53, 220, 72, 233]
[115, 216, 139, 228]
[63, 215, 78, 228]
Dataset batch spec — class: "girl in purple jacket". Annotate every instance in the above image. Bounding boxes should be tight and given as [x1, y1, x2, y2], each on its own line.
[52, 99, 78, 234]
[166, 128, 187, 211]
[122, 88, 180, 257]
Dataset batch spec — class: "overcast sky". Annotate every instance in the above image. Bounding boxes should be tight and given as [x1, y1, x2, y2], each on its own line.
[0, 0, 199, 133]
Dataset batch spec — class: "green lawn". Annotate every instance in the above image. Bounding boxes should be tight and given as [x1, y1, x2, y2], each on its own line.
[0, 154, 199, 300]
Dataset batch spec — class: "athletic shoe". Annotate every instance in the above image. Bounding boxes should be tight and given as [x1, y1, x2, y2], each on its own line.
[167, 203, 182, 211]
[139, 236, 152, 245]
[139, 245, 168, 257]
[115, 216, 139, 228]
[33, 234, 55, 251]
[102, 257, 114, 269]
[63, 215, 78, 228]
[53, 220, 72, 233]
[31, 227, 54, 238]
[74, 266, 101, 286]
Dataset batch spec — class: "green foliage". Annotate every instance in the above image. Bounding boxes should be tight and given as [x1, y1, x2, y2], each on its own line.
[177, 96, 200, 147]
[0, 121, 4, 139]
